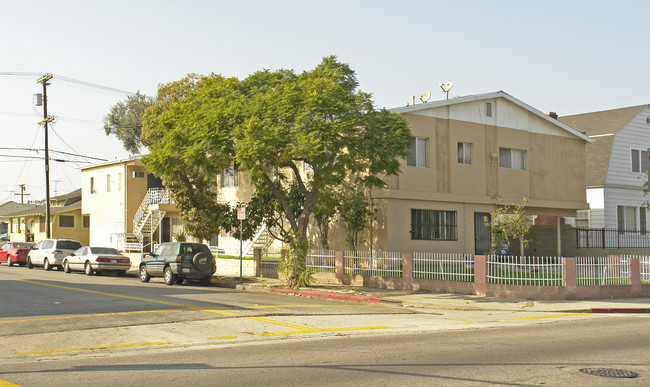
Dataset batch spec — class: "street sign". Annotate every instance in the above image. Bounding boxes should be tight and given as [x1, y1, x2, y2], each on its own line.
[237, 206, 246, 220]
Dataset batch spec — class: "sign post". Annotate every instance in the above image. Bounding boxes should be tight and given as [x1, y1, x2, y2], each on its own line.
[237, 206, 246, 283]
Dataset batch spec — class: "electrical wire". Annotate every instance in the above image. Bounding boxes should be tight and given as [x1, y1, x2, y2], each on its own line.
[0, 147, 107, 161]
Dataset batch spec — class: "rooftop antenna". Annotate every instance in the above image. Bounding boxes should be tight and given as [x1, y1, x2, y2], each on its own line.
[419, 91, 431, 103]
[439, 82, 454, 100]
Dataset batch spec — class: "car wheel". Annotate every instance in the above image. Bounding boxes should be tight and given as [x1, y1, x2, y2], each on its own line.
[164, 266, 176, 286]
[117, 270, 126, 277]
[27, 257, 33, 269]
[7, 257, 12, 267]
[139, 265, 150, 283]
[200, 276, 211, 286]
[176, 276, 184, 285]
[43, 258, 51, 271]
[85, 262, 93, 276]
[63, 260, 71, 273]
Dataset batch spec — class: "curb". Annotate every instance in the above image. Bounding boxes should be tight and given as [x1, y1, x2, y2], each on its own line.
[237, 284, 402, 306]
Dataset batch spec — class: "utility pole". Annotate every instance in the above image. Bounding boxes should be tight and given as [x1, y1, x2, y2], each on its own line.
[14, 184, 30, 204]
[36, 74, 54, 238]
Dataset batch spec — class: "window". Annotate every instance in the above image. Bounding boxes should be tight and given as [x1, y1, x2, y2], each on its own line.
[410, 209, 457, 241]
[642, 208, 647, 233]
[631, 149, 648, 173]
[499, 148, 526, 170]
[485, 102, 493, 117]
[575, 210, 590, 228]
[58, 215, 75, 228]
[133, 170, 145, 178]
[82, 215, 90, 229]
[220, 165, 239, 187]
[107, 173, 122, 192]
[617, 205, 640, 231]
[90, 177, 96, 194]
[457, 142, 472, 165]
[407, 137, 428, 168]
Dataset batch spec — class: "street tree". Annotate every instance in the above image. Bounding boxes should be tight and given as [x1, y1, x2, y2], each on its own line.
[103, 91, 155, 154]
[486, 197, 532, 256]
[140, 56, 411, 288]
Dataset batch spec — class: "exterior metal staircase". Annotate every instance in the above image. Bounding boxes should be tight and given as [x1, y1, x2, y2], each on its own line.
[133, 188, 170, 246]
[241, 222, 280, 257]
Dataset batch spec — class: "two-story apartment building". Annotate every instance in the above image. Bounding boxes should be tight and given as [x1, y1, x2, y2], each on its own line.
[80, 157, 182, 250]
[360, 91, 592, 255]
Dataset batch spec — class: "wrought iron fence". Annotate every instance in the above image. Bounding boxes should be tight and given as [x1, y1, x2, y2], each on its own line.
[306, 249, 336, 272]
[575, 256, 630, 286]
[344, 250, 402, 277]
[576, 227, 650, 249]
[413, 252, 474, 282]
[487, 256, 564, 286]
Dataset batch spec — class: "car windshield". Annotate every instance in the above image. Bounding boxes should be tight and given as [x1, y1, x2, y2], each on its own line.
[14, 243, 33, 249]
[180, 244, 210, 255]
[57, 240, 82, 250]
[90, 247, 120, 255]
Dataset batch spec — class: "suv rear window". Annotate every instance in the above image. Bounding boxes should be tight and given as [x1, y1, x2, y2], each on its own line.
[57, 240, 82, 250]
[180, 243, 210, 255]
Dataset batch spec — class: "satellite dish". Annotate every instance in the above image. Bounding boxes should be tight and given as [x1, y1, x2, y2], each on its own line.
[439, 82, 454, 93]
[419, 91, 431, 103]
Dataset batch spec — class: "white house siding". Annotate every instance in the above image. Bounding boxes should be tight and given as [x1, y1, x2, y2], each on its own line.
[601, 107, 650, 230]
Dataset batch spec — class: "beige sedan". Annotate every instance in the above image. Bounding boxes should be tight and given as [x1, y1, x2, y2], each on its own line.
[63, 247, 131, 276]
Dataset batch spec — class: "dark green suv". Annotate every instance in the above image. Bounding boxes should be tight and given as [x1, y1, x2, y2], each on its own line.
[139, 242, 215, 286]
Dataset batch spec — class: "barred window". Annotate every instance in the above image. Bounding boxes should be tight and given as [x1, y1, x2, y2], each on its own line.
[220, 165, 239, 188]
[410, 209, 457, 241]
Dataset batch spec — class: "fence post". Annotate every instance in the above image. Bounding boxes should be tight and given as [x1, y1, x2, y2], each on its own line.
[630, 257, 641, 292]
[253, 247, 262, 277]
[402, 253, 413, 291]
[474, 255, 487, 296]
[563, 257, 576, 297]
[335, 251, 344, 282]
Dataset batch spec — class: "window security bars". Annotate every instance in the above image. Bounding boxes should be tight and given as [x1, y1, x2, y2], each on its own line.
[487, 256, 564, 286]
[640, 256, 650, 283]
[410, 209, 458, 241]
[575, 256, 630, 286]
[413, 252, 474, 282]
[306, 250, 336, 272]
[344, 251, 402, 277]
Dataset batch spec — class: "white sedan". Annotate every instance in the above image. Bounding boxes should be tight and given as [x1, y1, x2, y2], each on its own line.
[63, 247, 131, 276]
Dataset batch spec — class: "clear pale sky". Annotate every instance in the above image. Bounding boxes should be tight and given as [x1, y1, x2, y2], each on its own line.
[1, 0, 648, 202]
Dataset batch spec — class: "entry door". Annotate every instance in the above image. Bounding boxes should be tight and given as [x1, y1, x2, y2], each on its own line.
[474, 212, 492, 255]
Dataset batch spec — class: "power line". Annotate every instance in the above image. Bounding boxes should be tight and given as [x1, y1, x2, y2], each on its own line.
[0, 72, 137, 96]
[0, 147, 107, 161]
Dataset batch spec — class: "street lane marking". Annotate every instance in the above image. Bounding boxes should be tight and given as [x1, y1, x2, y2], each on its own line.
[260, 326, 393, 336]
[502, 313, 590, 321]
[207, 336, 237, 340]
[0, 309, 183, 324]
[0, 379, 20, 387]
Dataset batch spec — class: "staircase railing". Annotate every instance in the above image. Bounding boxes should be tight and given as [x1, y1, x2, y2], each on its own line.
[133, 188, 171, 243]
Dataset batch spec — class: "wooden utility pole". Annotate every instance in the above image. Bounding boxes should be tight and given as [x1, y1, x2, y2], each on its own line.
[37, 74, 54, 238]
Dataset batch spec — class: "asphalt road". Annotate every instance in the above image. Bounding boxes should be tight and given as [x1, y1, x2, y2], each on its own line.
[1, 264, 648, 386]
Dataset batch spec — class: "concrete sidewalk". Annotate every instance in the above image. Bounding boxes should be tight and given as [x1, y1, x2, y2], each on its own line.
[212, 275, 650, 314]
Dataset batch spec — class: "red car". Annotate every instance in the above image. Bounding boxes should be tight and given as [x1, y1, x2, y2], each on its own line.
[0, 242, 35, 267]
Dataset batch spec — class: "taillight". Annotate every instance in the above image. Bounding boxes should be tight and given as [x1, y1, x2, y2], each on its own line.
[53, 250, 63, 254]
[118, 258, 131, 264]
[212, 257, 216, 264]
[176, 256, 182, 263]
[96, 258, 111, 262]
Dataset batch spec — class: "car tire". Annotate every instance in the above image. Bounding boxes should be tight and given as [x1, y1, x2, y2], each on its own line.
[43, 258, 51, 271]
[85, 262, 93, 276]
[27, 257, 33, 269]
[164, 266, 176, 286]
[63, 260, 71, 273]
[200, 276, 211, 286]
[139, 265, 150, 283]
[7, 257, 12, 267]
[176, 276, 184, 285]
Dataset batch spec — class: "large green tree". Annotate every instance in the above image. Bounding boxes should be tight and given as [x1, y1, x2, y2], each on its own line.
[103, 91, 155, 154]
[140, 56, 411, 288]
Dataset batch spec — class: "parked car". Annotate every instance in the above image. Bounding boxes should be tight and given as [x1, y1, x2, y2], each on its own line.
[63, 247, 131, 276]
[139, 242, 215, 286]
[0, 242, 34, 266]
[27, 239, 82, 271]
[0, 233, 9, 242]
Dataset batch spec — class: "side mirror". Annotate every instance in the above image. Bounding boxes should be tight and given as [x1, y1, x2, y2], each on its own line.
[70, 253, 76, 257]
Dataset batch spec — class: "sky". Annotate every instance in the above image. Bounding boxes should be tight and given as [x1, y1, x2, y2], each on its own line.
[1, 0, 649, 203]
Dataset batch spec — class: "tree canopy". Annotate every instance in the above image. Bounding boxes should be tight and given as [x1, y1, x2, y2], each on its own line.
[103, 91, 155, 154]
[137, 56, 411, 287]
